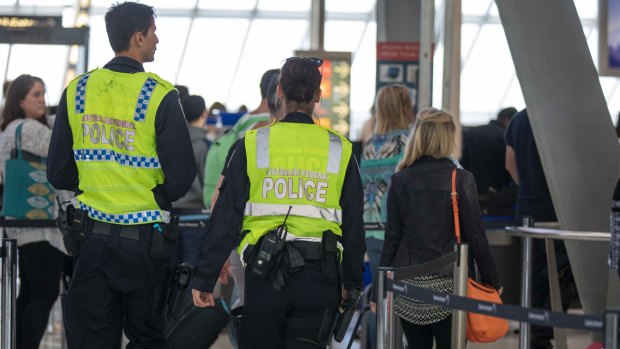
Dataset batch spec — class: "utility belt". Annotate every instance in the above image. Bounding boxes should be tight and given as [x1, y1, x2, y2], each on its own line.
[244, 230, 341, 291]
[55, 198, 179, 260]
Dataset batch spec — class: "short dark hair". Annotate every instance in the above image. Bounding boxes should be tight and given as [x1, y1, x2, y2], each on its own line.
[497, 107, 517, 122]
[279, 57, 322, 103]
[175, 85, 189, 101]
[181, 95, 206, 122]
[266, 73, 280, 115]
[105, 2, 155, 53]
[1, 74, 46, 131]
[260, 69, 280, 99]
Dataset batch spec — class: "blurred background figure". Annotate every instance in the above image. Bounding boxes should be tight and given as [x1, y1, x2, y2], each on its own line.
[0, 74, 66, 349]
[461, 107, 517, 216]
[173, 94, 209, 267]
[360, 83, 412, 349]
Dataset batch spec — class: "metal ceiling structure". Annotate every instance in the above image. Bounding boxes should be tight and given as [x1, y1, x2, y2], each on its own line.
[0, 0, 615, 137]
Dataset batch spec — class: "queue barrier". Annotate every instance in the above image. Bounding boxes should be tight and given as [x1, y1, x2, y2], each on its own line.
[0, 214, 210, 349]
[375, 242, 620, 349]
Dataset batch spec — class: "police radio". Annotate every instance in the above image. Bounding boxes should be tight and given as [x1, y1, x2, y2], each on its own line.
[251, 206, 292, 279]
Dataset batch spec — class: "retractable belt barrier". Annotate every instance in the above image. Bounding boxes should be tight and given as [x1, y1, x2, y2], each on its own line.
[376, 244, 620, 349]
[386, 278, 608, 333]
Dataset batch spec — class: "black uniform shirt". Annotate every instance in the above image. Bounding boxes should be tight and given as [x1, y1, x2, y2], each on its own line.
[47, 56, 197, 210]
[192, 112, 366, 293]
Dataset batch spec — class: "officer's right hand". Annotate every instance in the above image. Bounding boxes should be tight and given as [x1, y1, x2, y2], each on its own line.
[192, 289, 215, 307]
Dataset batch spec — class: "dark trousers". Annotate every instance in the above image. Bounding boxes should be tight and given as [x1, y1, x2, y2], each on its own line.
[239, 261, 339, 349]
[530, 239, 571, 349]
[62, 226, 168, 349]
[16, 241, 64, 349]
[171, 225, 206, 267]
[399, 316, 452, 349]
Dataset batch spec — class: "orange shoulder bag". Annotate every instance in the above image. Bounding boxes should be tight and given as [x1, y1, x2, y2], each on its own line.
[451, 168, 509, 343]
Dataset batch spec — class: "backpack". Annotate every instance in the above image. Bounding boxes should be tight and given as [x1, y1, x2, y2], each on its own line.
[203, 113, 270, 209]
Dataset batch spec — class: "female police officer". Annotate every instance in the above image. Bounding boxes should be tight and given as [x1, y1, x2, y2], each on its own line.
[191, 57, 365, 348]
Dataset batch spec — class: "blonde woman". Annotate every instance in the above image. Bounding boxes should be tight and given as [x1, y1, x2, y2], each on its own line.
[379, 108, 501, 349]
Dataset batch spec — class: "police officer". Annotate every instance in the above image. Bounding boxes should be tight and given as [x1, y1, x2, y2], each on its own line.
[47, 2, 196, 348]
[191, 57, 366, 349]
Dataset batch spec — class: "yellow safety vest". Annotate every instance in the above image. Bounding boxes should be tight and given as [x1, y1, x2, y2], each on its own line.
[238, 121, 352, 259]
[66, 68, 174, 224]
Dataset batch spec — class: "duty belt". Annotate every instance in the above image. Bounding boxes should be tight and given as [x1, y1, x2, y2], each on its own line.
[90, 220, 142, 241]
[290, 241, 322, 261]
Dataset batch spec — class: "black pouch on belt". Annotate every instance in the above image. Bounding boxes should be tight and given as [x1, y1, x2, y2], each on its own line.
[149, 215, 180, 260]
[321, 230, 339, 280]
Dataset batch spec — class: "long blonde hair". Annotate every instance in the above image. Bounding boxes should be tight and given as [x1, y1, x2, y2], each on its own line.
[374, 84, 413, 135]
[396, 108, 455, 171]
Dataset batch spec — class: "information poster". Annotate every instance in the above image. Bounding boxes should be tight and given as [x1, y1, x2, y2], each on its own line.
[295, 50, 352, 137]
[376, 42, 423, 113]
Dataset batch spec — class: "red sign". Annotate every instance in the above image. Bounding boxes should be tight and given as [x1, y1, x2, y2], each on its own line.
[377, 42, 420, 61]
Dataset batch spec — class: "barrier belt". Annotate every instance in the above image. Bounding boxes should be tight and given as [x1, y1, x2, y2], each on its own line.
[386, 279, 608, 333]
[393, 251, 458, 280]
[0, 219, 57, 228]
[178, 214, 210, 228]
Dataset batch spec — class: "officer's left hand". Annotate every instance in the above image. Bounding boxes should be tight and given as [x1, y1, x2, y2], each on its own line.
[192, 289, 215, 307]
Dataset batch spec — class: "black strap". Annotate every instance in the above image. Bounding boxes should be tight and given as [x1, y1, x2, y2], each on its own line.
[394, 250, 458, 281]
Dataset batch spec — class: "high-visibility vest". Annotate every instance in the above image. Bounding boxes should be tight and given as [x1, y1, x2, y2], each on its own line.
[238, 121, 352, 259]
[66, 68, 174, 224]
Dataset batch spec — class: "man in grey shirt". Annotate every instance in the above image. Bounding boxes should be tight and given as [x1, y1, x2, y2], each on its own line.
[173, 94, 209, 266]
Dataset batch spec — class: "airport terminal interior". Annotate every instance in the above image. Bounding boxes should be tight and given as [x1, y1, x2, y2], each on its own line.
[0, 0, 619, 348]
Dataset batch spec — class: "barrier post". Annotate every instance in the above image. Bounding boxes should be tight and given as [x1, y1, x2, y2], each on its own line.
[451, 243, 468, 349]
[605, 311, 620, 349]
[376, 267, 396, 349]
[520, 216, 535, 349]
[1, 239, 17, 349]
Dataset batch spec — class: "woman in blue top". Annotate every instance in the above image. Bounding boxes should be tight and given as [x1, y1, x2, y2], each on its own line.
[360, 84, 413, 349]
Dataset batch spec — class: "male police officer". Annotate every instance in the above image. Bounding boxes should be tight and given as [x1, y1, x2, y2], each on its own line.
[47, 2, 196, 348]
[191, 57, 365, 348]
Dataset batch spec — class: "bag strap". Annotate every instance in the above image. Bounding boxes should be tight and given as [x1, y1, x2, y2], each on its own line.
[14, 122, 24, 160]
[451, 168, 461, 244]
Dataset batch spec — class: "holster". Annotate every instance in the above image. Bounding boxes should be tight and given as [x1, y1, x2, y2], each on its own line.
[321, 230, 340, 280]
[316, 307, 338, 345]
[148, 215, 180, 260]
[56, 204, 90, 256]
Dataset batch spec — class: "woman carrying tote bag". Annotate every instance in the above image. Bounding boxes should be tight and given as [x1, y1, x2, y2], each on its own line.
[378, 108, 502, 348]
[0, 74, 66, 349]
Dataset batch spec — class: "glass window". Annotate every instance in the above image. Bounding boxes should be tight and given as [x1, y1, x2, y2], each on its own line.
[324, 20, 367, 52]
[460, 24, 515, 125]
[176, 18, 250, 106]
[87, 15, 114, 70]
[199, 0, 257, 11]
[462, 0, 492, 16]
[326, 0, 376, 14]
[19, 0, 74, 5]
[145, 17, 191, 82]
[574, 0, 597, 19]
[257, 0, 311, 12]
[140, 0, 197, 9]
[349, 21, 376, 140]
[0, 0, 15, 5]
[227, 18, 308, 109]
[6, 44, 69, 105]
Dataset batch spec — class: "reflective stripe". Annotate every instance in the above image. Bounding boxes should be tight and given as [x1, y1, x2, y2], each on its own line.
[256, 128, 270, 168]
[75, 73, 91, 114]
[73, 199, 170, 224]
[133, 77, 158, 122]
[327, 132, 342, 173]
[244, 202, 342, 224]
[74, 149, 160, 168]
